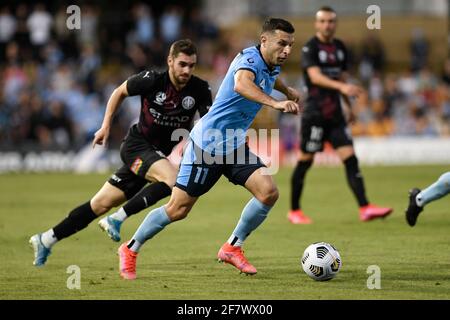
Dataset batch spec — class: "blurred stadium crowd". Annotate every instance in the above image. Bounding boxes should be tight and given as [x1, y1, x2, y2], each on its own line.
[0, 2, 449, 152]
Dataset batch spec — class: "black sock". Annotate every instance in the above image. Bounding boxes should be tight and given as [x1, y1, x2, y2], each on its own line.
[123, 182, 172, 217]
[53, 201, 98, 240]
[290, 160, 313, 210]
[343, 155, 369, 207]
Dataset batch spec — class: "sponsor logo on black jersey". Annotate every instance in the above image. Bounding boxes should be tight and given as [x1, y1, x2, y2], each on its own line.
[182, 96, 196, 110]
[154, 92, 166, 105]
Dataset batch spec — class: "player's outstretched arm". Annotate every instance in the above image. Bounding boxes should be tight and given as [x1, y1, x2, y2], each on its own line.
[92, 81, 129, 148]
[234, 70, 300, 114]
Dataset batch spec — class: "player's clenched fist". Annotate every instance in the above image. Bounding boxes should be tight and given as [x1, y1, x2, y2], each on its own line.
[274, 100, 300, 114]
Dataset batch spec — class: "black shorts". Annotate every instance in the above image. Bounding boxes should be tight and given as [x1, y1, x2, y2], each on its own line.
[300, 116, 353, 153]
[175, 141, 266, 197]
[108, 125, 166, 199]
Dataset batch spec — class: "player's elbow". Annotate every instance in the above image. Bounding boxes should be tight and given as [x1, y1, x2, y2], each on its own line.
[309, 74, 321, 86]
[114, 82, 129, 98]
[307, 69, 322, 86]
[234, 80, 246, 95]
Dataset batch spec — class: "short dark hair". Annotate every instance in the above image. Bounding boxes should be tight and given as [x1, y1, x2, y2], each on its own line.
[169, 39, 197, 58]
[317, 6, 336, 14]
[262, 18, 295, 34]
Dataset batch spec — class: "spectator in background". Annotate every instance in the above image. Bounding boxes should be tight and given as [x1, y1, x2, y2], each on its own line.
[0, 89, 12, 143]
[186, 7, 219, 42]
[147, 37, 166, 68]
[413, 107, 438, 136]
[126, 43, 148, 72]
[54, 5, 78, 60]
[41, 40, 64, 70]
[160, 6, 183, 45]
[27, 3, 53, 62]
[79, 43, 101, 93]
[4, 40, 21, 66]
[410, 28, 429, 73]
[185, 7, 219, 69]
[2, 2, 450, 152]
[441, 58, 450, 86]
[383, 74, 402, 113]
[211, 40, 233, 76]
[45, 100, 74, 149]
[3, 43, 28, 106]
[0, 6, 17, 61]
[50, 63, 74, 95]
[131, 3, 155, 47]
[77, 5, 98, 47]
[14, 4, 31, 60]
[361, 34, 385, 72]
[359, 34, 385, 84]
[26, 92, 50, 147]
[105, 38, 128, 65]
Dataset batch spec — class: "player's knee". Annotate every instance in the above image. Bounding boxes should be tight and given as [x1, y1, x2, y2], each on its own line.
[165, 203, 192, 221]
[258, 185, 279, 206]
[149, 170, 177, 188]
[160, 174, 177, 188]
[90, 197, 114, 216]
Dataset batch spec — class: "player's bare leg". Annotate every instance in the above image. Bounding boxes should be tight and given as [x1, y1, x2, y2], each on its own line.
[118, 187, 197, 279]
[218, 168, 278, 275]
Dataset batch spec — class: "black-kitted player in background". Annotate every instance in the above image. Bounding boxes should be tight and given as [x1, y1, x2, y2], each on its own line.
[288, 7, 392, 224]
[30, 39, 212, 266]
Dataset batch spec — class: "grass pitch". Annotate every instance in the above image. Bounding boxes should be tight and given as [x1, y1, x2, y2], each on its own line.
[0, 165, 449, 300]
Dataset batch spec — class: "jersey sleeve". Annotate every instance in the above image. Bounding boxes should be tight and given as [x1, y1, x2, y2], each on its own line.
[198, 83, 213, 117]
[301, 42, 319, 69]
[126, 70, 156, 96]
[233, 51, 260, 77]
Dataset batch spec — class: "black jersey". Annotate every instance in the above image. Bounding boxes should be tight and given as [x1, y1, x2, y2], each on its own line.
[126, 70, 212, 155]
[301, 36, 348, 121]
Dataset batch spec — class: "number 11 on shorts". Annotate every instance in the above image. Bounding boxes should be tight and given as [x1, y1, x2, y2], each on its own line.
[194, 167, 209, 185]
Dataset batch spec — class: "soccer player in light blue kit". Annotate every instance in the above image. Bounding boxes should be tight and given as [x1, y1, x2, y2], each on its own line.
[117, 18, 301, 279]
[405, 171, 450, 226]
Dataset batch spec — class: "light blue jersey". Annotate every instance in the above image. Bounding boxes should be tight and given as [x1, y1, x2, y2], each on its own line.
[190, 45, 281, 155]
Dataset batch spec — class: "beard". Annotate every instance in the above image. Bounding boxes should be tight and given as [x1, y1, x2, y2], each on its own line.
[176, 74, 190, 84]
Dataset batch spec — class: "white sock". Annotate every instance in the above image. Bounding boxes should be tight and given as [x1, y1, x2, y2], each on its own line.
[227, 234, 244, 247]
[416, 192, 424, 207]
[41, 229, 58, 248]
[109, 207, 128, 222]
[128, 239, 142, 253]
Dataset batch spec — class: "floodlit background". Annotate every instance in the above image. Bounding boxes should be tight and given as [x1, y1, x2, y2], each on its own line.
[0, 0, 449, 171]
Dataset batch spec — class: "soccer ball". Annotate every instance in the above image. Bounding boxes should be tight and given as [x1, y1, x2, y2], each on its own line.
[301, 242, 342, 281]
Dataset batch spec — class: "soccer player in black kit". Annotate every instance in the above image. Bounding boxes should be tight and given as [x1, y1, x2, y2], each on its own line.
[30, 39, 212, 266]
[288, 7, 392, 224]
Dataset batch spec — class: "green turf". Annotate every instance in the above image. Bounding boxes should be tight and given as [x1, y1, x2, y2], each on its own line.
[0, 165, 449, 300]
